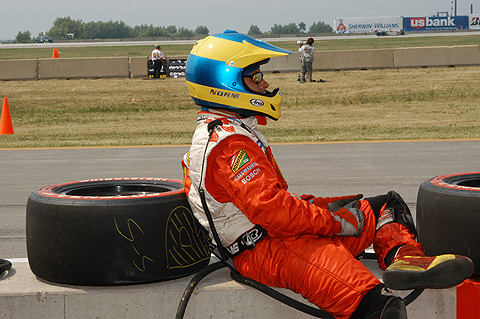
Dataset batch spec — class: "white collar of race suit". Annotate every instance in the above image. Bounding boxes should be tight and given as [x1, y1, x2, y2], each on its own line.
[197, 110, 259, 131]
[197, 110, 269, 150]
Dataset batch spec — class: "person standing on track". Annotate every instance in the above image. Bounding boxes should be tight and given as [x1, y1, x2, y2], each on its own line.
[298, 37, 315, 83]
[152, 44, 165, 78]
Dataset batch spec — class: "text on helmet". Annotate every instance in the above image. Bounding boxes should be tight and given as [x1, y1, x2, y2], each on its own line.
[210, 89, 239, 99]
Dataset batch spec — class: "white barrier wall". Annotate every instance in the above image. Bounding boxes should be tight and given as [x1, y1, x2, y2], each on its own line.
[393, 45, 480, 68]
[37, 57, 129, 79]
[315, 49, 394, 70]
[1, 46, 480, 81]
[0, 59, 38, 80]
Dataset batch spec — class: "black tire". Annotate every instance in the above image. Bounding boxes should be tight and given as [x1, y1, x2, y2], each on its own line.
[0, 259, 12, 275]
[26, 178, 210, 285]
[416, 172, 480, 276]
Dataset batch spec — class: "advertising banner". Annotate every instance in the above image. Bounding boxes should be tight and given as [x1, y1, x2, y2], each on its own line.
[334, 17, 402, 33]
[469, 14, 480, 30]
[403, 16, 469, 31]
[168, 58, 187, 78]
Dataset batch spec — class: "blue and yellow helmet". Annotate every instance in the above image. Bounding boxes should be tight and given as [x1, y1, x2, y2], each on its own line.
[185, 30, 292, 120]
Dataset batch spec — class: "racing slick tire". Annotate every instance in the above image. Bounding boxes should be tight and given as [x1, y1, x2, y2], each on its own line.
[416, 172, 480, 276]
[26, 178, 210, 285]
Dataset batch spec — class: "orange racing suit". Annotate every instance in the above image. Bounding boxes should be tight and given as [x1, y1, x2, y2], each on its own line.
[182, 110, 421, 319]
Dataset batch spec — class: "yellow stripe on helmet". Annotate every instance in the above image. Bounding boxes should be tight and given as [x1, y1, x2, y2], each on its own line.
[190, 35, 289, 68]
[186, 80, 282, 120]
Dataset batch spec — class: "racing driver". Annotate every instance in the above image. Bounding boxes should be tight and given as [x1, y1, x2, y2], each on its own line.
[181, 30, 474, 319]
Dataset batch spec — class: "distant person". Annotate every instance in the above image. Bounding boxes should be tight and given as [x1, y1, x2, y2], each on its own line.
[298, 37, 315, 83]
[152, 45, 165, 78]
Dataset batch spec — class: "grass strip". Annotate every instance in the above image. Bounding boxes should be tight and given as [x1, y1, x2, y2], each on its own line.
[1, 66, 479, 148]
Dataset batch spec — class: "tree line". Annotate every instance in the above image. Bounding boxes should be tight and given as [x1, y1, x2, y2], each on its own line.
[248, 21, 332, 35]
[14, 16, 333, 43]
[15, 17, 208, 42]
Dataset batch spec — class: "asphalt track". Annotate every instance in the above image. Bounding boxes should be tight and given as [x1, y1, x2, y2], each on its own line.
[1, 139, 479, 260]
[2, 31, 480, 49]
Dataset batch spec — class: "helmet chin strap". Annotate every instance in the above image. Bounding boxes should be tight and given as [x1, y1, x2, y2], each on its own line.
[264, 87, 279, 97]
[242, 79, 279, 97]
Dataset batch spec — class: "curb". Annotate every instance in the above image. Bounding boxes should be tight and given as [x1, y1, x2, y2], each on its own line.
[0, 257, 473, 318]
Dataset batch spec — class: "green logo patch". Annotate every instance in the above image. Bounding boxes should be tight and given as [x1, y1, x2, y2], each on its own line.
[231, 149, 250, 173]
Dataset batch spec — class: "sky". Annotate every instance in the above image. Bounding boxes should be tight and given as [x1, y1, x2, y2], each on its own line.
[1, 0, 478, 40]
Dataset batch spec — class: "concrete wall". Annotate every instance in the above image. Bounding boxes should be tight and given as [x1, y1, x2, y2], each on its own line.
[393, 45, 480, 68]
[0, 259, 463, 319]
[130, 57, 149, 78]
[37, 57, 129, 79]
[315, 49, 394, 70]
[1, 46, 480, 81]
[0, 59, 38, 80]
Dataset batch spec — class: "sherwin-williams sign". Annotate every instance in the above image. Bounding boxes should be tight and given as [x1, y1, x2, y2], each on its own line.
[334, 17, 402, 33]
[403, 16, 469, 31]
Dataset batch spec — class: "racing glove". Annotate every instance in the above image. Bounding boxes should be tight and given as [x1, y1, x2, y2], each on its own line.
[301, 193, 363, 209]
[300, 193, 365, 236]
[330, 200, 365, 237]
[328, 194, 363, 212]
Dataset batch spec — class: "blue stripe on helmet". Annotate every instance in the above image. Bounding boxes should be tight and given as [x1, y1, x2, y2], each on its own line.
[192, 96, 242, 111]
[186, 54, 249, 93]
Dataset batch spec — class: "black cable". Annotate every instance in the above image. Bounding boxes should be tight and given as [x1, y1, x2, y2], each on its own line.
[199, 189, 230, 262]
[198, 118, 231, 262]
[403, 288, 424, 306]
[0, 259, 12, 275]
[175, 261, 227, 319]
[175, 255, 424, 319]
[175, 260, 336, 319]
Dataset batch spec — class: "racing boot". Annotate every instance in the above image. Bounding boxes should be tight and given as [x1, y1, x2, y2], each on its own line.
[351, 284, 407, 319]
[383, 245, 474, 290]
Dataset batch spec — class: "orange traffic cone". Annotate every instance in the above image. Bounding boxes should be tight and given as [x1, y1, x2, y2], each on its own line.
[52, 48, 60, 58]
[0, 97, 14, 135]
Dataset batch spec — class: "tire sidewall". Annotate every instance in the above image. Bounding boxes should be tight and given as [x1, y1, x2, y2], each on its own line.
[26, 178, 210, 285]
[416, 172, 480, 276]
